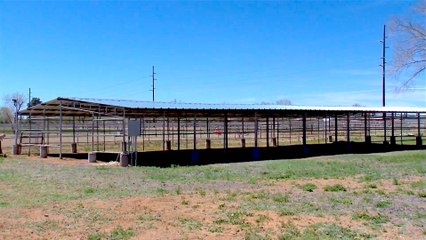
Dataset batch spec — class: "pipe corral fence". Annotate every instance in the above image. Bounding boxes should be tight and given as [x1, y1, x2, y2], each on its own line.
[14, 97, 426, 166]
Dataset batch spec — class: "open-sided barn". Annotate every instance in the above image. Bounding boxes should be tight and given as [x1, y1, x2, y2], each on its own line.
[15, 97, 426, 166]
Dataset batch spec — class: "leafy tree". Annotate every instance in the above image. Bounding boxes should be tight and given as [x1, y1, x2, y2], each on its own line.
[390, 0, 426, 89]
[28, 97, 42, 107]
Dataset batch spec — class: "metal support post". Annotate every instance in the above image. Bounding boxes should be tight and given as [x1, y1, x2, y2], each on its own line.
[122, 109, 126, 152]
[346, 113, 350, 143]
[400, 113, 403, 145]
[193, 115, 197, 150]
[383, 112, 388, 144]
[91, 113, 95, 151]
[206, 117, 209, 139]
[96, 115, 99, 151]
[59, 101, 63, 159]
[177, 118, 181, 150]
[266, 117, 269, 147]
[273, 117, 276, 139]
[302, 113, 307, 146]
[391, 113, 396, 145]
[162, 114, 166, 151]
[241, 117, 244, 136]
[254, 113, 258, 147]
[334, 114, 338, 143]
[417, 113, 422, 147]
[224, 115, 228, 149]
[277, 118, 280, 146]
[364, 113, 371, 144]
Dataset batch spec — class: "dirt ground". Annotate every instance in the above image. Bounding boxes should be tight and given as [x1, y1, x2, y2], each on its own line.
[1, 135, 426, 239]
[0, 156, 425, 239]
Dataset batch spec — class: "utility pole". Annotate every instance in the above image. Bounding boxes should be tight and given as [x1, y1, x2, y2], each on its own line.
[28, 88, 31, 107]
[151, 66, 156, 102]
[380, 25, 389, 144]
[380, 25, 387, 107]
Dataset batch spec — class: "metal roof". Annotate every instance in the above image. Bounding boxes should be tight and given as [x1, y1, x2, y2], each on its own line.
[69, 97, 426, 112]
[19, 97, 426, 118]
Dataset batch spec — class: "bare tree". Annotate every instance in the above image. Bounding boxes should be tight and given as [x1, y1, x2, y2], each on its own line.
[260, 98, 293, 105]
[2, 93, 27, 133]
[0, 107, 13, 124]
[275, 98, 293, 106]
[390, 0, 426, 90]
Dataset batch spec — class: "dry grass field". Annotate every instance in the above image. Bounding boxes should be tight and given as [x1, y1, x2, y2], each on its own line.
[0, 150, 425, 239]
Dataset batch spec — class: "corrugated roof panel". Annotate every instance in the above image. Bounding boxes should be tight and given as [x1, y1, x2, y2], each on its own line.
[68, 97, 426, 113]
[19, 97, 426, 116]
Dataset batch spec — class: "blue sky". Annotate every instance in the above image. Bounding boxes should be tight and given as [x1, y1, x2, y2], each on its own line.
[0, 0, 424, 107]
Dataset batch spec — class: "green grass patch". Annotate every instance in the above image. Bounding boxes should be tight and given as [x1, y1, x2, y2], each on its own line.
[392, 177, 400, 185]
[278, 222, 374, 239]
[176, 217, 202, 230]
[245, 230, 270, 240]
[352, 212, 390, 225]
[137, 213, 159, 222]
[88, 226, 134, 240]
[279, 208, 295, 216]
[0, 202, 10, 208]
[417, 192, 426, 198]
[411, 180, 426, 189]
[213, 210, 252, 226]
[352, 212, 370, 221]
[272, 193, 290, 203]
[83, 187, 95, 194]
[95, 166, 110, 171]
[330, 198, 352, 204]
[375, 200, 391, 208]
[300, 183, 317, 192]
[0, 151, 425, 210]
[324, 184, 347, 192]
